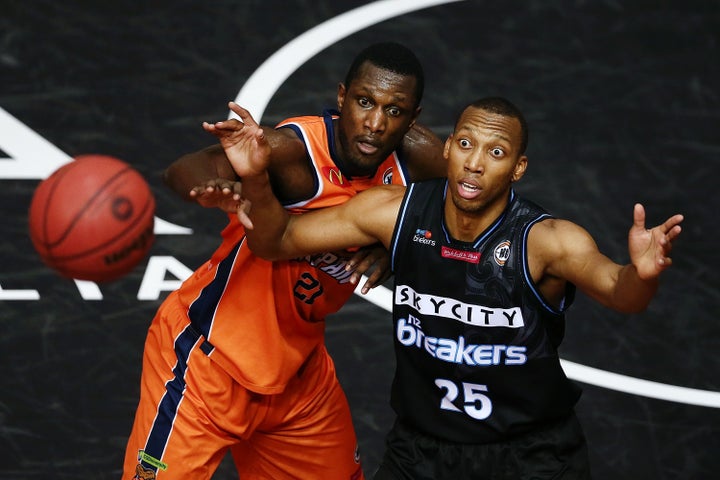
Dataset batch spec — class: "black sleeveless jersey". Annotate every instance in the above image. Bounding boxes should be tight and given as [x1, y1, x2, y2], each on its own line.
[388, 179, 582, 443]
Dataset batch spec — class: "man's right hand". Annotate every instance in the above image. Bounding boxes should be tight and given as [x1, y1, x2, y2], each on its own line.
[202, 102, 271, 179]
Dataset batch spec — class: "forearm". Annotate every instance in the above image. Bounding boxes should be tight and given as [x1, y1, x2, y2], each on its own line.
[163, 144, 237, 201]
[609, 264, 660, 313]
[242, 173, 293, 260]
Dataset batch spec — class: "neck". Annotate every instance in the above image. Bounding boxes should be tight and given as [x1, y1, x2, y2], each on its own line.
[443, 190, 511, 242]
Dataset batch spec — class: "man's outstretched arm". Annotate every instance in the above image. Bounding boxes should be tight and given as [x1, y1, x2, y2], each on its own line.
[204, 102, 402, 261]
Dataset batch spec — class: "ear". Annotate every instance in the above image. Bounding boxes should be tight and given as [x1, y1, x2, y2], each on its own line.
[408, 105, 422, 129]
[512, 155, 528, 182]
[443, 134, 453, 160]
[337, 82, 347, 110]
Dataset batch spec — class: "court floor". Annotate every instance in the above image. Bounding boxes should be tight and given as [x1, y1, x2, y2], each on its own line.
[1, 1, 719, 478]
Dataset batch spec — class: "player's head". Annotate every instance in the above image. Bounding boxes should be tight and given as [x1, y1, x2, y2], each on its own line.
[456, 97, 528, 154]
[343, 42, 424, 107]
[443, 97, 528, 215]
[335, 42, 424, 176]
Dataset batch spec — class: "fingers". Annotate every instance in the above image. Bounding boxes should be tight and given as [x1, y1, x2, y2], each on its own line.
[633, 203, 646, 230]
[345, 245, 392, 294]
[358, 268, 393, 294]
[236, 199, 254, 230]
[228, 102, 259, 128]
[663, 214, 684, 235]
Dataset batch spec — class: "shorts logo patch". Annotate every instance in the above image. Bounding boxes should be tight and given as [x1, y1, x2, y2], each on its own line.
[133, 463, 156, 479]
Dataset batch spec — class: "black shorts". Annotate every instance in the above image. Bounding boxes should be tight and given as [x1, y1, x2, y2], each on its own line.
[373, 413, 591, 480]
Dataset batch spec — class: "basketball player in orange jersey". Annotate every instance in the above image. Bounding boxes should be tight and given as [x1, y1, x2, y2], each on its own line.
[123, 42, 446, 479]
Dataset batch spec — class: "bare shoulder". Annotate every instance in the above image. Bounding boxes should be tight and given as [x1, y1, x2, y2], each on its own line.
[343, 185, 405, 224]
[529, 217, 594, 248]
[528, 217, 600, 277]
[264, 126, 316, 200]
[354, 184, 405, 206]
[402, 123, 446, 181]
[266, 126, 305, 163]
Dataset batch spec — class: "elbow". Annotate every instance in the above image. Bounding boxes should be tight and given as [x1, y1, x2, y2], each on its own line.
[246, 238, 283, 261]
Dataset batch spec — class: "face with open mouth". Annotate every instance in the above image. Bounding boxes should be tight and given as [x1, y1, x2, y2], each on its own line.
[444, 106, 527, 220]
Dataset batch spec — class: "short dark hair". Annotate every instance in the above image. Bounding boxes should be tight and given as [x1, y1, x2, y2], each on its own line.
[458, 97, 529, 154]
[344, 42, 424, 106]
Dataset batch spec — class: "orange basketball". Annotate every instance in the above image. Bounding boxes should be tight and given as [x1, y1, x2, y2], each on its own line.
[28, 154, 156, 282]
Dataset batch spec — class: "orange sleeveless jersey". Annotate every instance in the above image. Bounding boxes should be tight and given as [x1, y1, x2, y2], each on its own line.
[174, 112, 410, 394]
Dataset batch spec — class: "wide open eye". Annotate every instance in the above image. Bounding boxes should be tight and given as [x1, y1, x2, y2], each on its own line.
[387, 106, 401, 117]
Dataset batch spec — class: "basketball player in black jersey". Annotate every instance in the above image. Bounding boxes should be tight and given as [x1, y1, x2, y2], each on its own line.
[207, 98, 684, 479]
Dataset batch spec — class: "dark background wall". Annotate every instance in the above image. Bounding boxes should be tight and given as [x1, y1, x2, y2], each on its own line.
[1, 1, 718, 478]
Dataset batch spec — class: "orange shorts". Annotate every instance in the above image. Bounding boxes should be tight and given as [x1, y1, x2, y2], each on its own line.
[123, 293, 364, 479]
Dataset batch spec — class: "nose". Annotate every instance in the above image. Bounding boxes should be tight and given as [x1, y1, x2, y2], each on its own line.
[364, 108, 386, 134]
[464, 151, 484, 174]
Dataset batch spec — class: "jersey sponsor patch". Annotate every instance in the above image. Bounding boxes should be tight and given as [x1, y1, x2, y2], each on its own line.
[441, 246, 480, 264]
[395, 284, 524, 328]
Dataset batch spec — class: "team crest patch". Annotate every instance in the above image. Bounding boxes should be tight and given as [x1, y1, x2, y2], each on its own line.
[493, 240, 511, 266]
[382, 167, 393, 184]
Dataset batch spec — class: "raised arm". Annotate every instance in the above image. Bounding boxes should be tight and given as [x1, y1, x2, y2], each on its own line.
[163, 117, 307, 212]
[204, 102, 403, 261]
[531, 204, 683, 313]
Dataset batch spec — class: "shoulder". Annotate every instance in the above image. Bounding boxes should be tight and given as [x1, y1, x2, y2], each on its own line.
[345, 185, 405, 221]
[356, 184, 406, 205]
[401, 123, 446, 181]
[528, 217, 598, 266]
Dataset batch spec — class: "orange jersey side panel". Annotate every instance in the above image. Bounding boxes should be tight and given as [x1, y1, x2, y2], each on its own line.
[174, 112, 409, 394]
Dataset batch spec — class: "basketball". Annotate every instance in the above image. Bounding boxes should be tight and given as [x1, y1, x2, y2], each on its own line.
[28, 154, 156, 282]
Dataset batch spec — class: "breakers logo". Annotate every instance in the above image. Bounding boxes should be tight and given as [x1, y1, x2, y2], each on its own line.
[322, 166, 348, 186]
[395, 284, 524, 328]
[397, 315, 527, 366]
[304, 251, 353, 283]
[413, 229, 436, 246]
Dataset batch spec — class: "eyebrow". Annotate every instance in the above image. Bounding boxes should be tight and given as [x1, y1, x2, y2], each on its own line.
[456, 126, 512, 145]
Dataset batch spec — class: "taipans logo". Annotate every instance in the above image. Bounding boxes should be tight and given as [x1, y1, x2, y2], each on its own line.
[382, 167, 394, 184]
[322, 166, 348, 186]
[493, 240, 511, 266]
[412, 229, 436, 246]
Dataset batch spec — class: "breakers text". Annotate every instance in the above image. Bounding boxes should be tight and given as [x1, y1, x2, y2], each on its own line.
[397, 316, 527, 366]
